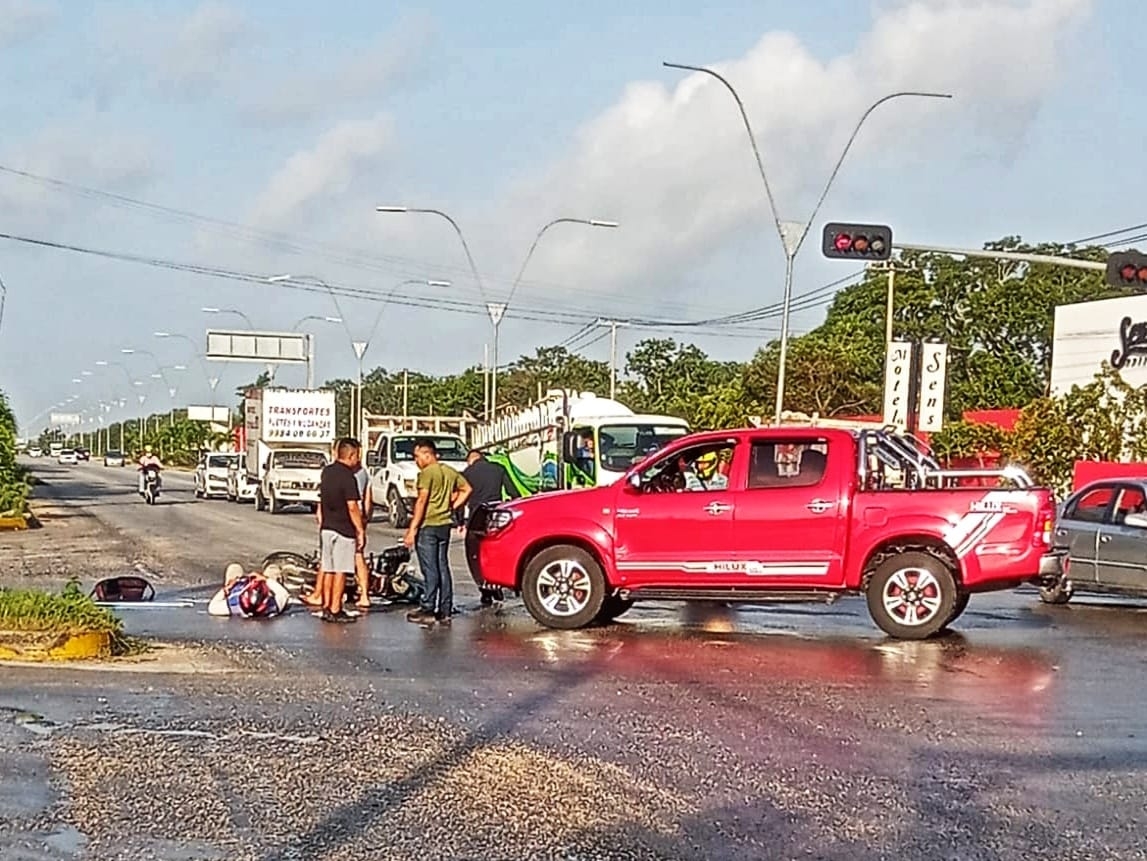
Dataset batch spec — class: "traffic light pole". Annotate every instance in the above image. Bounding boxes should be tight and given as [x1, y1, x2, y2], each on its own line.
[894, 243, 1105, 273]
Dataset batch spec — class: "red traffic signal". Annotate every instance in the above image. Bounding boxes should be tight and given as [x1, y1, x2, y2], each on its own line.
[822, 222, 892, 260]
[1105, 251, 1147, 288]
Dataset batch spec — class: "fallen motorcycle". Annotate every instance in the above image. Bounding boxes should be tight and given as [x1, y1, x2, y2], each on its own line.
[260, 544, 425, 606]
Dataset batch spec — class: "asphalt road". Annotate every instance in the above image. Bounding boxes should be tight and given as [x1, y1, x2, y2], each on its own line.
[4, 459, 1147, 859]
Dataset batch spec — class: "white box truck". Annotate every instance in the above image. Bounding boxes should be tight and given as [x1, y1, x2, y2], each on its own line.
[244, 387, 336, 515]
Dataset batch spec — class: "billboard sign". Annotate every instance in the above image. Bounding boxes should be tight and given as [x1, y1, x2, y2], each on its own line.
[881, 341, 913, 431]
[187, 406, 232, 423]
[206, 329, 307, 364]
[49, 412, 81, 426]
[248, 388, 335, 443]
[916, 343, 949, 433]
[1050, 295, 1147, 395]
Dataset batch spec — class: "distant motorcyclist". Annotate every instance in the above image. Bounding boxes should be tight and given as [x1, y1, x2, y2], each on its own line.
[138, 446, 163, 495]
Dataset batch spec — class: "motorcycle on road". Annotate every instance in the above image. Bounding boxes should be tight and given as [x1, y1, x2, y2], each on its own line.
[140, 465, 162, 505]
[261, 544, 425, 606]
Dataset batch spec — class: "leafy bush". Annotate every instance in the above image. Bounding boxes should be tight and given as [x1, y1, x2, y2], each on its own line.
[0, 578, 141, 655]
[0, 389, 28, 515]
[0, 578, 121, 634]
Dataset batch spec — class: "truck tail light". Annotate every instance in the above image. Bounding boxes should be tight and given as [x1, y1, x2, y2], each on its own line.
[1034, 507, 1055, 547]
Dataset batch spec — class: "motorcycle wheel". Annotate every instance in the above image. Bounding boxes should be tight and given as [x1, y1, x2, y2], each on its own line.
[261, 551, 317, 596]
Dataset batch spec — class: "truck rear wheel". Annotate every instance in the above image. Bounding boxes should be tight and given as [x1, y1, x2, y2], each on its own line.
[945, 592, 971, 629]
[255, 488, 266, 512]
[866, 551, 957, 640]
[388, 487, 409, 529]
[521, 545, 606, 630]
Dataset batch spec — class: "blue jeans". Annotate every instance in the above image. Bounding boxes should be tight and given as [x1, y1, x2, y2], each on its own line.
[416, 525, 453, 617]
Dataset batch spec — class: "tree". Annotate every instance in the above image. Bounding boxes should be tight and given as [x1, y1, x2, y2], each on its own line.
[742, 329, 882, 418]
[0, 390, 28, 514]
[620, 338, 742, 425]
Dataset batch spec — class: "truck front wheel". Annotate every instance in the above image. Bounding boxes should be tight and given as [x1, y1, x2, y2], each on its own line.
[866, 551, 957, 640]
[388, 487, 409, 529]
[521, 545, 606, 630]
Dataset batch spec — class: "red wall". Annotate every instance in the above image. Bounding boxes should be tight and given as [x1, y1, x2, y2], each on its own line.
[1073, 460, 1147, 491]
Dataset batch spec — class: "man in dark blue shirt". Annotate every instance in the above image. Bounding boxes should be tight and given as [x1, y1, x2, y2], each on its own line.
[462, 449, 521, 605]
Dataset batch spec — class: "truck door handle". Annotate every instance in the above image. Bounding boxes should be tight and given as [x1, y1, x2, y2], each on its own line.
[806, 500, 833, 513]
[1055, 528, 1067, 536]
[703, 501, 733, 515]
[1100, 535, 1111, 543]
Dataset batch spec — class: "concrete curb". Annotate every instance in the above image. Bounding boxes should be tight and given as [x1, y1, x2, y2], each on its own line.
[0, 630, 112, 661]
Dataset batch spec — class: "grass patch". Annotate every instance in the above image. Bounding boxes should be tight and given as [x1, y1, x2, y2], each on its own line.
[0, 578, 144, 656]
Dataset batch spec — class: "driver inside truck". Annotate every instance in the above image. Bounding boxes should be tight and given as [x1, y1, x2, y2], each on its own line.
[574, 430, 596, 484]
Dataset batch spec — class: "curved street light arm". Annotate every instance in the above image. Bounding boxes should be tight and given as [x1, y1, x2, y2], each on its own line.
[663, 62, 785, 247]
[798, 91, 952, 253]
[377, 207, 487, 304]
[504, 218, 616, 311]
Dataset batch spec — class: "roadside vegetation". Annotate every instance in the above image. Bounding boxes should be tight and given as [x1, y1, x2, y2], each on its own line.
[0, 389, 29, 516]
[0, 578, 142, 656]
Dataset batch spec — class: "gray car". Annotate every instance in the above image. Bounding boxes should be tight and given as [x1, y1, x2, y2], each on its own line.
[1046, 478, 1147, 604]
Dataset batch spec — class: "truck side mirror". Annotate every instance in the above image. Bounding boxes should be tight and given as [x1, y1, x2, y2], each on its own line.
[625, 472, 642, 492]
[1124, 512, 1147, 529]
[366, 451, 379, 468]
[562, 432, 581, 463]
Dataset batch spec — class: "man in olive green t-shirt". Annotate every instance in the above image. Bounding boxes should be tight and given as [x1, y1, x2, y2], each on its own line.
[403, 439, 471, 624]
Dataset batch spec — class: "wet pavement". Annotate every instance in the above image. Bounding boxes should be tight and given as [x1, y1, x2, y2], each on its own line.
[3, 461, 1147, 859]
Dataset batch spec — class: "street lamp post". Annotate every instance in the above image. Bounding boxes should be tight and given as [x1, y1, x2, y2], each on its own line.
[498, 218, 618, 416]
[0, 271, 7, 336]
[201, 306, 255, 329]
[289, 315, 342, 389]
[155, 331, 220, 407]
[269, 274, 449, 442]
[663, 61, 951, 423]
[376, 206, 617, 419]
[374, 207, 491, 410]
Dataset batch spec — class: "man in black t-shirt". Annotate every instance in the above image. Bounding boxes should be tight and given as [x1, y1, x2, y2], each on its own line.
[462, 449, 521, 605]
[316, 438, 366, 623]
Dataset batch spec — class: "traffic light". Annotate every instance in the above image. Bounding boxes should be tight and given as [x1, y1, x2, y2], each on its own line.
[822, 223, 893, 261]
[1105, 250, 1147, 288]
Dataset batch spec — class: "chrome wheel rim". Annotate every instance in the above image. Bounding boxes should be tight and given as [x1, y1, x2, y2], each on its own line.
[535, 559, 593, 618]
[882, 567, 943, 627]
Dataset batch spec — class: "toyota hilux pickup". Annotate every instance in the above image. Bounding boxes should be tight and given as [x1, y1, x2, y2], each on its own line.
[466, 425, 1064, 640]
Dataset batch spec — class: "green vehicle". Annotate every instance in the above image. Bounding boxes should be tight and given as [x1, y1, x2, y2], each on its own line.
[471, 390, 690, 496]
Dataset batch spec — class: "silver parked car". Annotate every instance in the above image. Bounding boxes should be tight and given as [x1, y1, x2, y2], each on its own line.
[1045, 478, 1147, 604]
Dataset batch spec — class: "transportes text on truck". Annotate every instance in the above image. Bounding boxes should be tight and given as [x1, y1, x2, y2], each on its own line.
[244, 387, 336, 515]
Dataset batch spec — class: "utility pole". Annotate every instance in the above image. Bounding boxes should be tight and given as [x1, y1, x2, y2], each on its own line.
[596, 318, 630, 400]
[483, 344, 490, 420]
[400, 369, 410, 418]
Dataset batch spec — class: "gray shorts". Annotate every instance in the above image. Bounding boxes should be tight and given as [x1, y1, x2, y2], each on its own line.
[320, 529, 357, 574]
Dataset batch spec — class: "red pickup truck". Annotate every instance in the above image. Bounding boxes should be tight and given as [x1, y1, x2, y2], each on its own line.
[466, 426, 1064, 639]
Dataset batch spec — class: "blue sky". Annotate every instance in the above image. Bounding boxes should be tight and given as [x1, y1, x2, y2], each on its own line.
[0, 0, 1140, 433]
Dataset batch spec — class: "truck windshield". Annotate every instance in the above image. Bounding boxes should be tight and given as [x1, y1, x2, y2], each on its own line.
[392, 437, 468, 462]
[598, 423, 690, 472]
[272, 451, 326, 469]
[208, 454, 238, 469]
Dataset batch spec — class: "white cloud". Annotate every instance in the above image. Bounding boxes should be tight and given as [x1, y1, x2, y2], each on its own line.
[247, 114, 394, 228]
[492, 0, 1093, 299]
[0, 124, 157, 226]
[157, 1, 248, 95]
[0, 0, 55, 47]
[241, 13, 435, 126]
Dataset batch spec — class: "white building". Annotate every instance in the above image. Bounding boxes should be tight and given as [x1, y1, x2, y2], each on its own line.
[1050, 294, 1147, 395]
